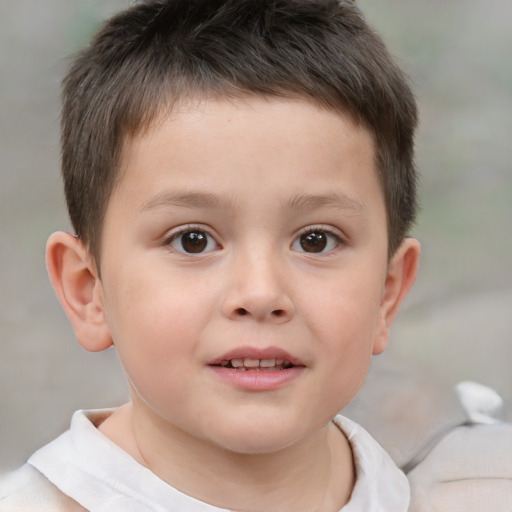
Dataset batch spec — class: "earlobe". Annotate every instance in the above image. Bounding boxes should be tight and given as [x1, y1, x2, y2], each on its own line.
[372, 238, 421, 355]
[46, 231, 113, 352]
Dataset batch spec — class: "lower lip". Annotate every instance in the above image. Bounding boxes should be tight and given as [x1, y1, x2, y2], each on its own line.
[208, 366, 305, 391]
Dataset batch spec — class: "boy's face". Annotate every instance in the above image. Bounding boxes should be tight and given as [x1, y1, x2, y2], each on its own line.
[95, 97, 403, 454]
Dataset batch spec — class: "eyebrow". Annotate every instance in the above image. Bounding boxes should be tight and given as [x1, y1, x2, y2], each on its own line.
[140, 191, 228, 213]
[288, 192, 367, 216]
[140, 190, 367, 217]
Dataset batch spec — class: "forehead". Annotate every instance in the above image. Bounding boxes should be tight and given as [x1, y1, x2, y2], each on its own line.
[113, 96, 384, 220]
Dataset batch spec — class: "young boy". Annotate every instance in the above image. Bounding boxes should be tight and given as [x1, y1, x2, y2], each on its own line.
[1, 0, 421, 510]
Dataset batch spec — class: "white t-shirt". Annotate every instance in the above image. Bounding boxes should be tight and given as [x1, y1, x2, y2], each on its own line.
[5, 410, 410, 511]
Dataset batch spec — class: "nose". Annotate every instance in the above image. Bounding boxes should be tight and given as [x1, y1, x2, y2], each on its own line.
[222, 252, 295, 324]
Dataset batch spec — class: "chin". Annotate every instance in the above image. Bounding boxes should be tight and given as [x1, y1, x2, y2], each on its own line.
[205, 417, 317, 456]
[219, 435, 299, 456]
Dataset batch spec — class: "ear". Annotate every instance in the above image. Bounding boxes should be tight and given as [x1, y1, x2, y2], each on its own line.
[46, 231, 113, 352]
[372, 237, 421, 355]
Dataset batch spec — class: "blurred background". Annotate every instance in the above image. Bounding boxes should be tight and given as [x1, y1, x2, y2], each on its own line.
[1, 0, 510, 471]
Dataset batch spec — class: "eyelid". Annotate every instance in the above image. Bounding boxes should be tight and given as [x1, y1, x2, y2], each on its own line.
[291, 224, 345, 253]
[163, 224, 221, 254]
[295, 224, 345, 241]
[297, 223, 342, 235]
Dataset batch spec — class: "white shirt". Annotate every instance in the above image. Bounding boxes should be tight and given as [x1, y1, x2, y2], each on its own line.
[5, 410, 410, 511]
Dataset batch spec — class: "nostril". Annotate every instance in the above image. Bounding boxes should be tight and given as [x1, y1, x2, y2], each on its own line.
[232, 308, 288, 318]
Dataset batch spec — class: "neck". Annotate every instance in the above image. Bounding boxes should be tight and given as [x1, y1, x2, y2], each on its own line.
[100, 401, 354, 512]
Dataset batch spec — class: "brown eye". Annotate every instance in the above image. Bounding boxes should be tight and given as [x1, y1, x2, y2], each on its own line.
[181, 231, 207, 253]
[170, 229, 218, 254]
[292, 229, 341, 254]
[299, 232, 327, 253]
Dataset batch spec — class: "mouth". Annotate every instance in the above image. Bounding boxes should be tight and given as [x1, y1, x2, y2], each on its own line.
[207, 347, 305, 390]
[211, 358, 296, 371]
[208, 346, 304, 371]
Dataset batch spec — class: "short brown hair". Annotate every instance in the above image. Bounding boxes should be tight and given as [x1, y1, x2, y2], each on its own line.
[61, 0, 417, 262]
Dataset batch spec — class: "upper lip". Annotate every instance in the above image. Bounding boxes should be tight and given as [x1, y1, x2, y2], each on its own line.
[208, 346, 304, 366]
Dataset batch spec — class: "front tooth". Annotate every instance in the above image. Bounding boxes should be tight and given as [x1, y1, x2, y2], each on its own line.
[276, 359, 284, 365]
[244, 358, 260, 368]
[260, 358, 276, 367]
[231, 358, 244, 367]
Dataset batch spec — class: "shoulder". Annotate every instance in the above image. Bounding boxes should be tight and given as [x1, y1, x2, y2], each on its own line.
[0, 410, 113, 512]
[0, 464, 87, 512]
[333, 414, 410, 512]
[334, 414, 407, 478]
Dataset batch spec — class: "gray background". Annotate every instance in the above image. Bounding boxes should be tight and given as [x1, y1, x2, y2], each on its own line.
[1, 0, 511, 471]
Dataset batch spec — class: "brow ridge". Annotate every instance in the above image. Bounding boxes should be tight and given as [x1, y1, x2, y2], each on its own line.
[140, 190, 226, 212]
[288, 192, 367, 216]
[141, 190, 367, 217]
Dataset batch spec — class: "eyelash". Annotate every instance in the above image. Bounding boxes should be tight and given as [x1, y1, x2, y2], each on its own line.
[163, 225, 220, 254]
[162, 224, 344, 255]
[291, 225, 344, 254]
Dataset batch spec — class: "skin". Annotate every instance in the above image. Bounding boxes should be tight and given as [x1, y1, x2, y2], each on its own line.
[47, 97, 420, 511]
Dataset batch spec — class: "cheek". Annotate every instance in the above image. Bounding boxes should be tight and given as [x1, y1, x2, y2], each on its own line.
[102, 275, 190, 371]
[308, 276, 383, 346]
[106, 258, 205, 328]
[104, 279, 203, 415]
[305, 276, 383, 396]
